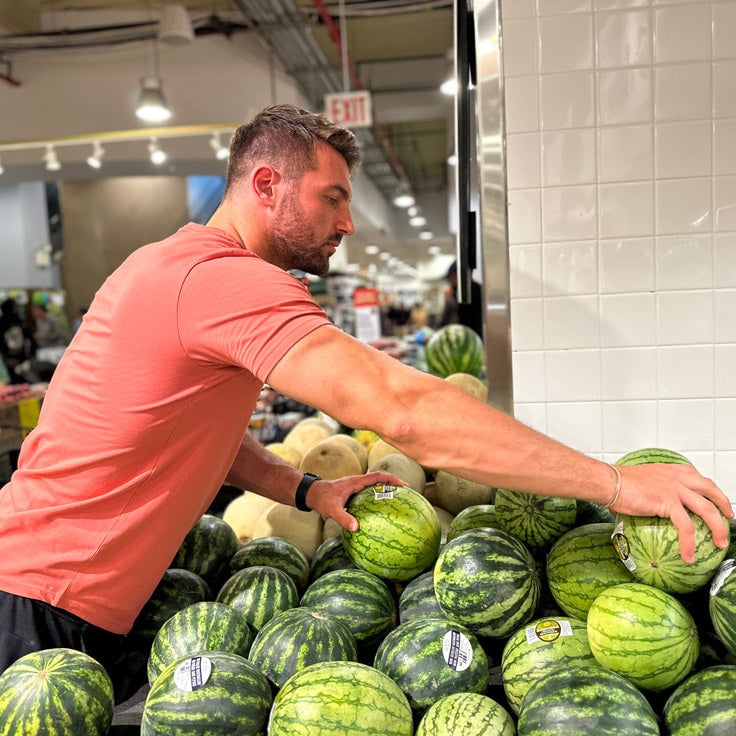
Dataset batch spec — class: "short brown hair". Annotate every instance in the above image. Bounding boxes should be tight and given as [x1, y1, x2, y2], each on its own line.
[224, 104, 361, 194]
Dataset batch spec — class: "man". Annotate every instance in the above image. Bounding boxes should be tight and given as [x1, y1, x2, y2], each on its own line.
[0, 105, 730, 688]
[439, 260, 484, 338]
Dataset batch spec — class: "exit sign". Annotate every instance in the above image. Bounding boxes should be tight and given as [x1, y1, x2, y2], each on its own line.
[324, 90, 373, 128]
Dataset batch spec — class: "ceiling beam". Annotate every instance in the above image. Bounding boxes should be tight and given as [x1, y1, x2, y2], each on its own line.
[0, 0, 41, 34]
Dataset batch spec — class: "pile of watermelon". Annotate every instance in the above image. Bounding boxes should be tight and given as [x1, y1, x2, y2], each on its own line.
[1, 447, 735, 735]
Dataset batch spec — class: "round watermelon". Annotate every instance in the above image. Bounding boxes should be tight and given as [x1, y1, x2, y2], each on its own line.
[268, 660, 413, 736]
[308, 533, 357, 583]
[445, 504, 499, 542]
[494, 489, 577, 549]
[415, 692, 515, 736]
[517, 664, 659, 735]
[501, 615, 596, 715]
[248, 606, 357, 689]
[142, 651, 271, 736]
[434, 526, 540, 638]
[546, 522, 635, 620]
[343, 482, 441, 582]
[709, 558, 736, 657]
[0, 648, 113, 736]
[612, 511, 729, 593]
[425, 324, 485, 379]
[147, 601, 254, 685]
[587, 581, 699, 691]
[398, 571, 446, 625]
[615, 446, 692, 466]
[373, 617, 489, 717]
[229, 535, 310, 594]
[663, 664, 736, 735]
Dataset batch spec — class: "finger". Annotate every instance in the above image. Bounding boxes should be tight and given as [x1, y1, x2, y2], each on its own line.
[330, 506, 359, 533]
[666, 502, 697, 563]
[671, 465, 734, 519]
[360, 471, 406, 488]
[680, 490, 731, 550]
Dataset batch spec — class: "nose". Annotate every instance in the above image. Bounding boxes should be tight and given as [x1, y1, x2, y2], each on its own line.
[337, 204, 355, 237]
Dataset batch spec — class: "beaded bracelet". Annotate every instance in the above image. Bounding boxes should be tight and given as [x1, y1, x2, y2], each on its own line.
[605, 463, 622, 508]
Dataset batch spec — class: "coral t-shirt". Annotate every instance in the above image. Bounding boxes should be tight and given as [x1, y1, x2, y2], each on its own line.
[0, 223, 330, 634]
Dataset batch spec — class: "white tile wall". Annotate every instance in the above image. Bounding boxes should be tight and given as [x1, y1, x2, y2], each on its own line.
[501, 0, 736, 498]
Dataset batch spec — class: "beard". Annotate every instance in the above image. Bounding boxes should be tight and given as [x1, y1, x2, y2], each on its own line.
[266, 191, 341, 277]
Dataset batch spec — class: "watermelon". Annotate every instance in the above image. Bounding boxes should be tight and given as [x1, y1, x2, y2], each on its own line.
[248, 606, 358, 689]
[229, 535, 310, 593]
[501, 615, 596, 715]
[546, 522, 635, 620]
[663, 664, 736, 735]
[727, 518, 736, 559]
[215, 565, 298, 632]
[308, 533, 357, 583]
[433, 527, 540, 638]
[343, 482, 441, 582]
[141, 651, 272, 736]
[147, 601, 254, 685]
[615, 446, 692, 466]
[415, 692, 515, 736]
[373, 617, 489, 717]
[709, 558, 736, 657]
[425, 324, 485, 379]
[173, 513, 239, 590]
[611, 511, 730, 593]
[494, 488, 577, 549]
[268, 660, 413, 736]
[299, 567, 397, 650]
[0, 648, 113, 736]
[398, 570, 446, 624]
[574, 499, 615, 525]
[587, 581, 699, 691]
[517, 664, 660, 735]
[445, 504, 499, 542]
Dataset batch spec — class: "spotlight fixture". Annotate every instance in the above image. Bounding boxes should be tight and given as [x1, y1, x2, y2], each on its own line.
[418, 230, 434, 241]
[43, 144, 61, 172]
[147, 138, 167, 165]
[409, 216, 427, 228]
[209, 132, 229, 161]
[364, 245, 380, 255]
[136, 76, 172, 123]
[86, 141, 105, 169]
[440, 78, 457, 96]
[158, 4, 194, 45]
[407, 205, 419, 217]
[392, 192, 415, 209]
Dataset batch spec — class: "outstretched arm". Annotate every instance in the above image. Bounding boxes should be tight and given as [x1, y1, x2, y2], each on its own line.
[266, 324, 732, 563]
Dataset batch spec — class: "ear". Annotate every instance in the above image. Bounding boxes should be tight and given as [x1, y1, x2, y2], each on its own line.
[252, 165, 282, 206]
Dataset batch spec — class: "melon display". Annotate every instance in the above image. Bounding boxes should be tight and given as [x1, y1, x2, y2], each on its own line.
[248, 606, 358, 689]
[501, 615, 597, 715]
[141, 651, 272, 736]
[662, 664, 736, 736]
[445, 504, 499, 542]
[611, 511, 729, 593]
[372, 617, 489, 717]
[517, 664, 660, 735]
[0, 648, 114, 736]
[434, 526, 540, 638]
[268, 660, 413, 736]
[546, 522, 635, 620]
[415, 692, 515, 736]
[587, 581, 699, 691]
[709, 558, 736, 657]
[229, 535, 311, 593]
[425, 324, 485, 379]
[343, 482, 441, 582]
[147, 601, 254, 685]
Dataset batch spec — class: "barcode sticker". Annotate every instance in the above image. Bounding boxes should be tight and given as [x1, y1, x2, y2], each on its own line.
[173, 656, 212, 692]
[442, 630, 473, 672]
[373, 482, 396, 500]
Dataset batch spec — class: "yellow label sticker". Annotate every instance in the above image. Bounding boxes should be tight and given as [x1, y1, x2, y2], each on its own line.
[17, 397, 41, 438]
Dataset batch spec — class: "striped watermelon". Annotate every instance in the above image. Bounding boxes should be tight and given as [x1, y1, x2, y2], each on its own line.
[308, 533, 357, 583]
[425, 324, 485, 379]
[229, 535, 310, 593]
[615, 446, 692, 466]
[343, 483, 441, 582]
[299, 567, 397, 650]
[398, 570, 446, 624]
[501, 615, 596, 714]
[728, 518, 736, 559]
[709, 558, 736, 657]
[415, 692, 515, 736]
[546, 522, 635, 620]
[574, 499, 615, 525]
[215, 565, 298, 632]
[445, 504, 499, 542]
[373, 617, 489, 717]
[517, 664, 659, 735]
[268, 660, 413, 736]
[434, 527, 540, 638]
[0, 648, 113, 736]
[147, 601, 254, 685]
[663, 664, 736, 735]
[612, 511, 729, 593]
[141, 651, 271, 736]
[173, 513, 239, 590]
[587, 581, 699, 691]
[248, 607, 357, 689]
[494, 489, 577, 549]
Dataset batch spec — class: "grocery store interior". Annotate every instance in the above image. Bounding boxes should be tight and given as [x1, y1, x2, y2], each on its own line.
[1, 0, 735, 501]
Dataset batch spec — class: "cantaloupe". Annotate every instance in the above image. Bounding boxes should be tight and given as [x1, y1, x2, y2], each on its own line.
[299, 438, 363, 480]
[265, 442, 302, 469]
[250, 502, 324, 560]
[433, 470, 496, 515]
[367, 452, 426, 495]
[445, 372, 488, 402]
[325, 433, 369, 473]
[223, 491, 279, 545]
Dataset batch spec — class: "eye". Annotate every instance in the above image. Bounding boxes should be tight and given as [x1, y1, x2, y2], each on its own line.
[326, 196, 338, 205]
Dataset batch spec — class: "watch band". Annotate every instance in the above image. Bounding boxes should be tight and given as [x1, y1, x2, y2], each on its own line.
[295, 472, 321, 512]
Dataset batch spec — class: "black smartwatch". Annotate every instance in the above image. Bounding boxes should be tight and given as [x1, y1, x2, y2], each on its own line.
[295, 472, 321, 512]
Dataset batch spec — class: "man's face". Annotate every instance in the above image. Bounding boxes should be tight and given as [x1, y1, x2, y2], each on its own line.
[266, 143, 355, 277]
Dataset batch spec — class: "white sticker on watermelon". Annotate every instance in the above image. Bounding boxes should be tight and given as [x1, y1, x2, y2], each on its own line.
[525, 619, 573, 644]
[710, 559, 736, 596]
[611, 520, 637, 571]
[372, 482, 396, 500]
[442, 630, 473, 671]
[173, 656, 212, 691]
